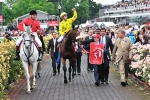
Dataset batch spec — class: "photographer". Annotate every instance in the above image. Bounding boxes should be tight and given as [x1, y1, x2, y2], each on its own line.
[4, 32, 12, 42]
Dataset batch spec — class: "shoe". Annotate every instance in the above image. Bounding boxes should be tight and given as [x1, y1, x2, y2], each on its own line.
[38, 73, 41, 77]
[105, 80, 109, 84]
[53, 73, 56, 76]
[125, 81, 128, 85]
[100, 81, 104, 84]
[87, 69, 91, 72]
[95, 82, 100, 86]
[77, 73, 81, 75]
[14, 50, 20, 61]
[91, 69, 94, 72]
[73, 72, 76, 75]
[121, 82, 126, 86]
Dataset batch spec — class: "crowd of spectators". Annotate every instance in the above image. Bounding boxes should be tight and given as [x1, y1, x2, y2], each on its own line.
[104, 0, 150, 9]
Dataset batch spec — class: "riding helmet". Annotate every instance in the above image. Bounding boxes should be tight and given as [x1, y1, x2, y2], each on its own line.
[60, 12, 67, 18]
[29, 10, 37, 15]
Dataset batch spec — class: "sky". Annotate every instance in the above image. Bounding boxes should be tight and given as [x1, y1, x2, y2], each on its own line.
[93, 0, 122, 5]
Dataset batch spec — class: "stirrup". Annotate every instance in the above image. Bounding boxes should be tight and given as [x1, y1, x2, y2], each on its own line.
[14, 57, 20, 61]
[37, 58, 42, 61]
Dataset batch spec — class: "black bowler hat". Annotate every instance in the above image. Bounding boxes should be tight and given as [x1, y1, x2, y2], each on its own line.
[29, 10, 37, 15]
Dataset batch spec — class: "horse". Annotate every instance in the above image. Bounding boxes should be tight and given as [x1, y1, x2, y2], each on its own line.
[60, 28, 81, 84]
[19, 24, 39, 93]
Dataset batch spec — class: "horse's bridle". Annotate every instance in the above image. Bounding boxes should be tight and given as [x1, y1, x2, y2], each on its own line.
[22, 34, 35, 65]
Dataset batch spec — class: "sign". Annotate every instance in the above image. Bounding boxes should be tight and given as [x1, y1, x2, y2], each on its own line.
[0, 16, 3, 22]
[89, 42, 104, 64]
[48, 21, 59, 27]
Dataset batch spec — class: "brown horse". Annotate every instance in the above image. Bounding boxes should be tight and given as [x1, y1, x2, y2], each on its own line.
[60, 28, 80, 84]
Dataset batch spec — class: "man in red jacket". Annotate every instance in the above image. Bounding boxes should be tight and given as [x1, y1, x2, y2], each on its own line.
[14, 10, 42, 61]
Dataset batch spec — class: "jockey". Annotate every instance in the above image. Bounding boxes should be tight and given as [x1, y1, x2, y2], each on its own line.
[57, 8, 77, 43]
[14, 10, 42, 61]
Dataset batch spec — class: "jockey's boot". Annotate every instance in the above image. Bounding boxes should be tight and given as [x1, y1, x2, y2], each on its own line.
[14, 46, 20, 61]
[37, 47, 43, 61]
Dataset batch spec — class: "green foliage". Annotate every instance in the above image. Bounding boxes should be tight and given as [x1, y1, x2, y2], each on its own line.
[2, 0, 100, 25]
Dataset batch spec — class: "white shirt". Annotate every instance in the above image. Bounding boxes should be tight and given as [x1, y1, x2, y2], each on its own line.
[89, 36, 92, 39]
[101, 36, 106, 47]
[53, 38, 56, 52]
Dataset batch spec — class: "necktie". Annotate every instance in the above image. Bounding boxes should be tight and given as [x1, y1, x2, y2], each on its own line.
[121, 40, 124, 48]
[101, 37, 103, 43]
[54, 39, 55, 52]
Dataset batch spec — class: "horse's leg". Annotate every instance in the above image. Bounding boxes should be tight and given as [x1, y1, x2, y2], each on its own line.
[71, 58, 75, 79]
[62, 58, 67, 84]
[68, 60, 72, 82]
[32, 62, 38, 89]
[22, 61, 31, 93]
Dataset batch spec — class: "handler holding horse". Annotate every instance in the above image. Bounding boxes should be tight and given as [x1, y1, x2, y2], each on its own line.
[14, 10, 42, 61]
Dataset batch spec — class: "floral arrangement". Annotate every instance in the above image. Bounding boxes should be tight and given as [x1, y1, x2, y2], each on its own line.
[130, 42, 150, 86]
[0, 34, 52, 99]
[0, 41, 24, 99]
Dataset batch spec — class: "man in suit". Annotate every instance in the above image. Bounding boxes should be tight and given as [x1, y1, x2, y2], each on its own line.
[84, 29, 94, 72]
[99, 28, 114, 84]
[112, 29, 132, 86]
[74, 41, 82, 75]
[47, 32, 59, 76]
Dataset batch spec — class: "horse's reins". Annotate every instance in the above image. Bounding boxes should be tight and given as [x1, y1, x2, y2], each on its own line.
[80, 46, 102, 54]
[23, 39, 34, 66]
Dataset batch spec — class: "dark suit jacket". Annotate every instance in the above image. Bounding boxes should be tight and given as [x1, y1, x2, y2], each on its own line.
[82, 35, 114, 66]
[106, 32, 115, 39]
[75, 41, 82, 56]
[47, 38, 59, 57]
[84, 36, 93, 51]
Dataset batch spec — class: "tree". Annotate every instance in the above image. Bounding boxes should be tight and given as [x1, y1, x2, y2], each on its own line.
[2, 0, 101, 25]
[88, 0, 101, 19]
[62, 0, 90, 24]
[2, 2, 14, 25]
[5, 0, 18, 8]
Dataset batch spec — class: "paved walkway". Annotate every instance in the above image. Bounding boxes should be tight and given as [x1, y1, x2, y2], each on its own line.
[8, 55, 150, 100]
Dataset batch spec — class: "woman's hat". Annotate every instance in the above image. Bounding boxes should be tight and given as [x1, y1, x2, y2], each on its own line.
[93, 34, 100, 39]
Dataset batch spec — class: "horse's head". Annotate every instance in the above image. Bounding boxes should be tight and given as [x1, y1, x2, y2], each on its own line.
[22, 24, 33, 50]
[69, 27, 81, 42]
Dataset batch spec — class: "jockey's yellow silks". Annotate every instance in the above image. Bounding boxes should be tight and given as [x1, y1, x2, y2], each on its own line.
[59, 11, 77, 35]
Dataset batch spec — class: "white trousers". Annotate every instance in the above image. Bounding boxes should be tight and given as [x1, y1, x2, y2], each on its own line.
[57, 35, 64, 42]
[16, 32, 42, 47]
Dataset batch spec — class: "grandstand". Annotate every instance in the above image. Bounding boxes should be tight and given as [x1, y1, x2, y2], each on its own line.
[99, 0, 150, 25]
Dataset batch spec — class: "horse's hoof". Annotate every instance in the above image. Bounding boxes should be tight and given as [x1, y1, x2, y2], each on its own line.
[26, 91, 31, 94]
[64, 80, 68, 84]
[31, 85, 36, 89]
[38, 73, 41, 77]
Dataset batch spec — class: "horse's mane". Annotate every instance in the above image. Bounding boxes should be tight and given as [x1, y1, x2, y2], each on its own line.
[63, 30, 74, 47]
[25, 26, 32, 34]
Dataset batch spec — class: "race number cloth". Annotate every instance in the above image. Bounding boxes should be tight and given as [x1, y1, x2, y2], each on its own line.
[89, 42, 104, 64]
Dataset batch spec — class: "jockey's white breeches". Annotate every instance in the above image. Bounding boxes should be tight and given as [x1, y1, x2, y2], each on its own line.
[57, 35, 64, 42]
[16, 32, 42, 47]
